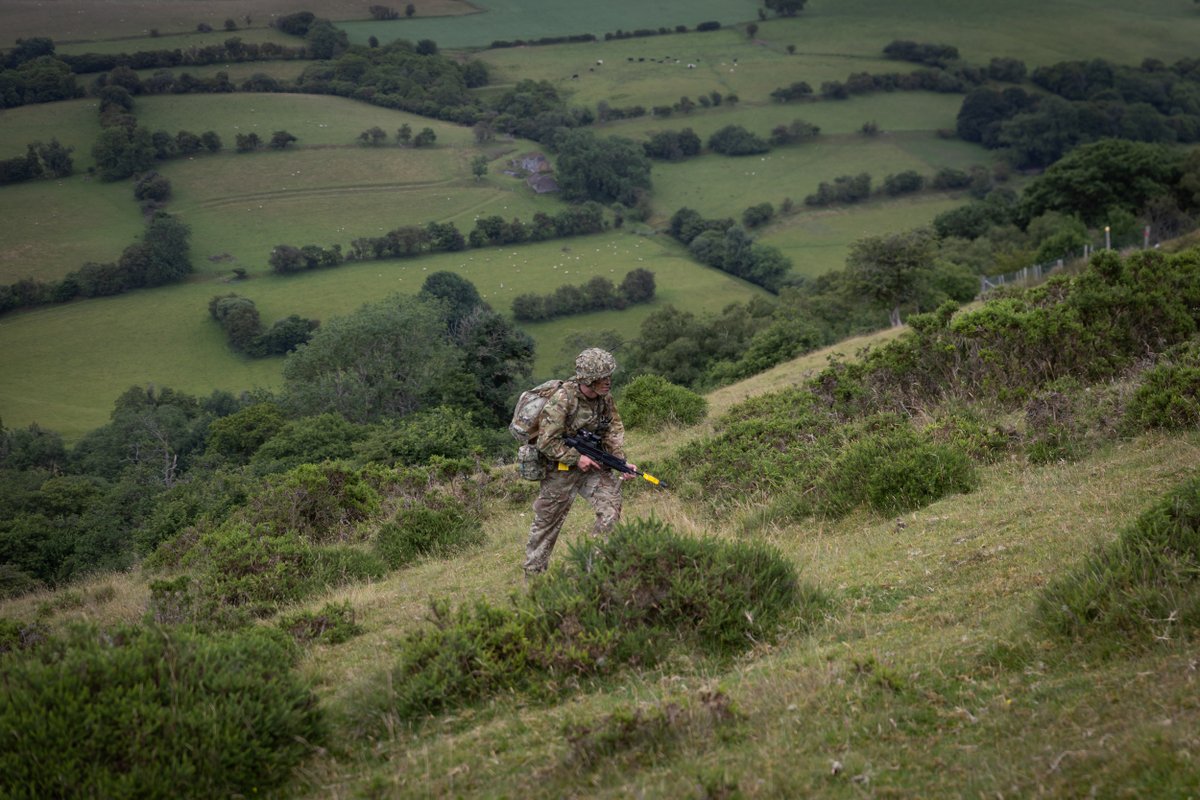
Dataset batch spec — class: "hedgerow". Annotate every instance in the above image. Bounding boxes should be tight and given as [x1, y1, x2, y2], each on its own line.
[0, 624, 323, 799]
[344, 518, 823, 733]
[1035, 475, 1200, 652]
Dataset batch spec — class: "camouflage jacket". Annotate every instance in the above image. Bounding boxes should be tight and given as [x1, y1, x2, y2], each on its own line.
[535, 380, 625, 466]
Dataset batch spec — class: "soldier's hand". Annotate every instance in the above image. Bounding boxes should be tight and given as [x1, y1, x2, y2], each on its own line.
[619, 463, 637, 481]
[578, 455, 601, 472]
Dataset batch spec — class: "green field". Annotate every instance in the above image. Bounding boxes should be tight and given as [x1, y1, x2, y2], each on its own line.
[479, 29, 902, 109]
[132, 61, 311, 85]
[340, 0, 762, 50]
[53, 26, 301, 56]
[646, 131, 983, 219]
[0, 98, 103, 169]
[0, 177, 144, 284]
[760, 194, 972, 277]
[0, 231, 766, 440]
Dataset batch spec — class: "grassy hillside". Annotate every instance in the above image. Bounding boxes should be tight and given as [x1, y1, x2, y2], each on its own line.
[6, 320, 1197, 797]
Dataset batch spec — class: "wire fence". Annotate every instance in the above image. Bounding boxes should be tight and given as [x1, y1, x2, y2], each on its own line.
[979, 226, 1158, 293]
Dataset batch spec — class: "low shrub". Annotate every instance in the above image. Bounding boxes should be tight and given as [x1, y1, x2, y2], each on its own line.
[279, 601, 362, 645]
[349, 518, 822, 731]
[187, 524, 317, 616]
[1035, 475, 1200, 651]
[246, 462, 382, 543]
[562, 688, 739, 772]
[1124, 350, 1200, 432]
[0, 624, 323, 799]
[619, 374, 708, 431]
[373, 495, 483, 568]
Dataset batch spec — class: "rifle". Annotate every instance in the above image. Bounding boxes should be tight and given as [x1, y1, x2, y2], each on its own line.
[562, 429, 665, 488]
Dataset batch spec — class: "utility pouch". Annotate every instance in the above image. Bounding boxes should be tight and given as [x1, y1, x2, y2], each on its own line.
[516, 443, 547, 481]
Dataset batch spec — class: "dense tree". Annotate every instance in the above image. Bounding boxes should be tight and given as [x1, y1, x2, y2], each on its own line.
[91, 125, 155, 180]
[419, 271, 486, 324]
[554, 129, 651, 205]
[412, 127, 437, 147]
[708, 125, 770, 155]
[765, 0, 807, 17]
[269, 130, 297, 149]
[845, 228, 937, 327]
[1020, 139, 1183, 225]
[280, 295, 464, 423]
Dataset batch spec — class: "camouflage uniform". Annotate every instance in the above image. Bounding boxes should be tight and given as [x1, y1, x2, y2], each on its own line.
[524, 351, 626, 575]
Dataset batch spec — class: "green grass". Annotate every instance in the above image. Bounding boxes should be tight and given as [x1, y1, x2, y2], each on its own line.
[132, 61, 312, 85]
[0, 98, 103, 169]
[0, 175, 145, 284]
[339, 0, 763, 49]
[0, 0, 388, 42]
[0, 231, 766, 440]
[134, 93, 479, 149]
[479, 30, 913, 111]
[758, 194, 973, 278]
[53, 26, 299, 56]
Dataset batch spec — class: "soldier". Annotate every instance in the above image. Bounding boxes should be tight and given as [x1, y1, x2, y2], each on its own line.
[523, 347, 636, 576]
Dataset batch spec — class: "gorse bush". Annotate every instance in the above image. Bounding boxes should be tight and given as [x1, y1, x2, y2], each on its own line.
[246, 462, 382, 543]
[279, 600, 363, 645]
[671, 402, 976, 520]
[618, 374, 708, 431]
[1035, 475, 1200, 652]
[347, 518, 822, 733]
[373, 495, 484, 568]
[0, 624, 323, 799]
[1123, 339, 1200, 432]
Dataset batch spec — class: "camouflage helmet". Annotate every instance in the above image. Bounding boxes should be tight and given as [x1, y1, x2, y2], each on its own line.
[574, 348, 617, 383]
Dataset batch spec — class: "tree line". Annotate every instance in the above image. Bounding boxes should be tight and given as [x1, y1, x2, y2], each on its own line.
[667, 208, 792, 292]
[0, 214, 193, 316]
[267, 203, 609, 277]
[511, 268, 656, 322]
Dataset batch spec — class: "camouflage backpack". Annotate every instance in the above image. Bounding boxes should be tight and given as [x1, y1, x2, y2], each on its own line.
[508, 379, 565, 444]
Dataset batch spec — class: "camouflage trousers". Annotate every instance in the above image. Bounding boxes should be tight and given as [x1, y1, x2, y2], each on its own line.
[523, 464, 622, 575]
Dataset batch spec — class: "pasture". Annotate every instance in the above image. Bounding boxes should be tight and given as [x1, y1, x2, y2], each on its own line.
[52, 27, 300, 57]
[0, 231, 766, 440]
[339, 0, 762, 50]
[0, 177, 144, 284]
[759, 194, 971, 278]
[478, 29, 901, 109]
[0, 0, 470, 43]
[0, 98, 102, 169]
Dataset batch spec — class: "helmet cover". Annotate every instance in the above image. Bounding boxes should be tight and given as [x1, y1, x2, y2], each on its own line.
[574, 348, 617, 383]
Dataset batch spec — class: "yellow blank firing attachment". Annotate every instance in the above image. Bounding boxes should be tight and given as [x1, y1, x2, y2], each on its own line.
[642, 472, 661, 485]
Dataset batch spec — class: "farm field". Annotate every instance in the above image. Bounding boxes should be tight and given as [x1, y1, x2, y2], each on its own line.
[0, 98, 103, 171]
[53, 26, 301, 56]
[478, 31, 900, 108]
[339, 0, 762, 50]
[0, 177, 144, 284]
[759, 194, 971, 278]
[131, 60, 311, 85]
[0, 0, 471, 43]
[0, 231, 766, 440]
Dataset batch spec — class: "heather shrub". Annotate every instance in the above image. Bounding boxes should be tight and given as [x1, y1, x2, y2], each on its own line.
[279, 601, 362, 645]
[1035, 475, 1200, 651]
[348, 518, 822, 732]
[1123, 341, 1200, 432]
[0, 624, 323, 799]
[373, 494, 483, 568]
[619, 374, 708, 431]
[246, 462, 381, 543]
